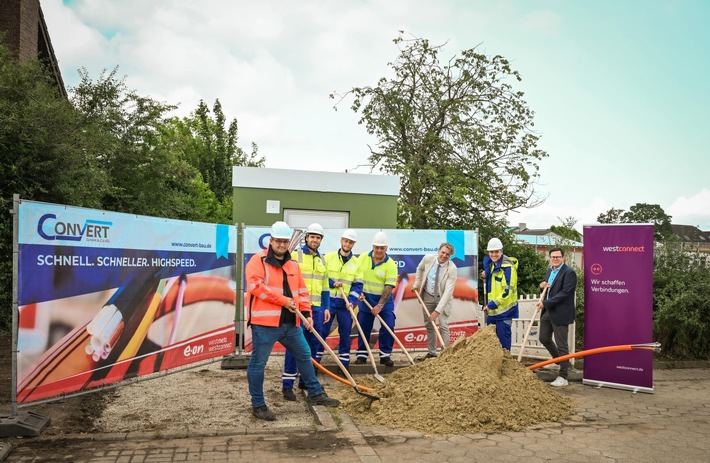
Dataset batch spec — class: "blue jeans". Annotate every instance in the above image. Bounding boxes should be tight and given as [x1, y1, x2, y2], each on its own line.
[283, 310, 325, 388]
[248, 323, 324, 408]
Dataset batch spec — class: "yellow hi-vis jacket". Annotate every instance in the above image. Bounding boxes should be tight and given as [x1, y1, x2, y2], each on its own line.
[291, 245, 330, 310]
[324, 250, 363, 307]
[484, 254, 519, 319]
[359, 251, 398, 311]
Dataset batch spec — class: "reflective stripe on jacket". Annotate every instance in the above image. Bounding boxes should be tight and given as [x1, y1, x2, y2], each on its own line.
[325, 250, 363, 307]
[245, 248, 310, 327]
[358, 251, 398, 311]
[484, 254, 519, 318]
[292, 246, 330, 309]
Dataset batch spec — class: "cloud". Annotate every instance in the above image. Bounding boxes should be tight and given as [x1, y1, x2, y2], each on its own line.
[667, 189, 710, 229]
[508, 197, 612, 231]
[41, 1, 710, 220]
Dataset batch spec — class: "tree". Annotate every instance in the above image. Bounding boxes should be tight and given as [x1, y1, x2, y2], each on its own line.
[158, 99, 264, 222]
[623, 203, 673, 240]
[70, 68, 233, 223]
[653, 240, 710, 359]
[596, 207, 624, 224]
[550, 216, 582, 242]
[332, 33, 547, 230]
[477, 231, 549, 298]
[0, 44, 108, 330]
[71, 67, 178, 215]
[596, 203, 673, 241]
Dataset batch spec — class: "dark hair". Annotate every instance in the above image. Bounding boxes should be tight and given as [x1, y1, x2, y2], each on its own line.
[548, 247, 565, 257]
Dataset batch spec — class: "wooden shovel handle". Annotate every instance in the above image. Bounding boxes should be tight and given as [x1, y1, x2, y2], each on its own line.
[517, 286, 548, 362]
[360, 297, 416, 365]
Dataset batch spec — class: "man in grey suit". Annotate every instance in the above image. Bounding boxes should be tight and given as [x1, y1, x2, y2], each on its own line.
[536, 247, 578, 387]
[412, 242, 458, 359]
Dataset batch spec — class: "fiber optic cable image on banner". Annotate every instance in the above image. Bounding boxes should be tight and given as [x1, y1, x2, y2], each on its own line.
[15, 201, 237, 404]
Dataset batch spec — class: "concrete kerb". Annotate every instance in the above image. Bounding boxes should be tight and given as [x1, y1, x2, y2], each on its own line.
[8, 359, 700, 446]
[7, 424, 319, 446]
[1, 398, 339, 446]
[0, 442, 11, 461]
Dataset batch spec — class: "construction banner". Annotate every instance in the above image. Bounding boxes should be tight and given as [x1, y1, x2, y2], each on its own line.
[16, 201, 236, 404]
[242, 227, 480, 352]
[582, 224, 655, 392]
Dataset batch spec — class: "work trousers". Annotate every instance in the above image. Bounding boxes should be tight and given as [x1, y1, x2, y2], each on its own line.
[421, 291, 450, 354]
[355, 307, 395, 361]
[538, 311, 570, 378]
[321, 301, 354, 369]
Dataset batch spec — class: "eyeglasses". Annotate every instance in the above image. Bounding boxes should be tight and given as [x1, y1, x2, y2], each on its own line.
[272, 239, 289, 245]
[550, 255, 564, 259]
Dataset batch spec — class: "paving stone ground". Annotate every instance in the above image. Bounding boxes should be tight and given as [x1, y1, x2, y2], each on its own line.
[2, 368, 709, 462]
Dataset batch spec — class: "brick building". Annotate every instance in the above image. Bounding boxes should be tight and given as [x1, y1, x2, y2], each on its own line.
[0, 0, 66, 96]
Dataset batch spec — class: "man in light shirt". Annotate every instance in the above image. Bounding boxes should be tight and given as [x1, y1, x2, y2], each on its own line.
[412, 242, 458, 359]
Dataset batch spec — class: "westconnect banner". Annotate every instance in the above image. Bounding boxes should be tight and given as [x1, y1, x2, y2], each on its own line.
[582, 224, 654, 392]
[241, 227, 480, 351]
[16, 201, 237, 404]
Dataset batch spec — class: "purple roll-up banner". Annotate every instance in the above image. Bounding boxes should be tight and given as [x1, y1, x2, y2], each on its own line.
[582, 224, 655, 393]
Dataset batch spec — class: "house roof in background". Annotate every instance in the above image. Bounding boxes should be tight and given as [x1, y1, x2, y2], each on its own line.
[513, 233, 583, 248]
[671, 224, 710, 242]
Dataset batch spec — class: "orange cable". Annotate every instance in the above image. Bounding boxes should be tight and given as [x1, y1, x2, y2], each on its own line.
[311, 359, 375, 392]
[527, 344, 658, 371]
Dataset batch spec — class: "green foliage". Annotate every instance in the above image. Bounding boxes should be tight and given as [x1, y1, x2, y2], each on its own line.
[596, 203, 673, 241]
[653, 240, 710, 359]
[333, 33, 547, 231]
[166, 100, 264, 201]
[71, 67, 181, 215]
[158, 99, 264, 222]
[549, 216, 582, 242]
[505, 239, 550, 296]
[477, 230, 549, 297]
[0, 44, 107, 330]
[0, 52, 263, 329]
[596, 207, 624, 224]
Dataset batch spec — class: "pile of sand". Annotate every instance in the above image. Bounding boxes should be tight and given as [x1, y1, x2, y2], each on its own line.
[334, 326, 574, 434]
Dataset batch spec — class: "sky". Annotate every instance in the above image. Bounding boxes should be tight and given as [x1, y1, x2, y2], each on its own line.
[42, 0, 710, 231]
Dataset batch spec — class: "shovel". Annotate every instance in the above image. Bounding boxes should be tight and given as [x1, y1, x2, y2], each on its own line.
[293, 307, 379, 400]
[361, 297, 416, 365]
[517, 287, 548, 362]
[339, 289, 385, 382]
[414, 289, 446, 348]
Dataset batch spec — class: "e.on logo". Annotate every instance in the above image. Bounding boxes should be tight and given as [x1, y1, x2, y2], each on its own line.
[404, 333, 427, 342]
[183, 344, 205, 356]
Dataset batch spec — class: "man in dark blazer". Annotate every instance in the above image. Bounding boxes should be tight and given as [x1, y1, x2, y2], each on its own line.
[536, 247, 577, 387]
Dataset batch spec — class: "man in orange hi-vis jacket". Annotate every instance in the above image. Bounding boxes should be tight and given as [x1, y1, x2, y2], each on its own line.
[245, 221, 339, 421]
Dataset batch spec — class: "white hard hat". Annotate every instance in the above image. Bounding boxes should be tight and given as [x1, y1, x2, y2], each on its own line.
[486, 238, 503, 251]
[372, 231, 388, 246]
[270, 221, 293, 239]
[306, 223, 324, 237]
[341, 229, 358, 242]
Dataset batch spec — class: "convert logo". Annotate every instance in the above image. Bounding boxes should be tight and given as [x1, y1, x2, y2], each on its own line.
[37, 213, 112, 242]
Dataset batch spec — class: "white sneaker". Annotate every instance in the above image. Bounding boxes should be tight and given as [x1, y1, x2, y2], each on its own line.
[550, 376, 569, 387]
